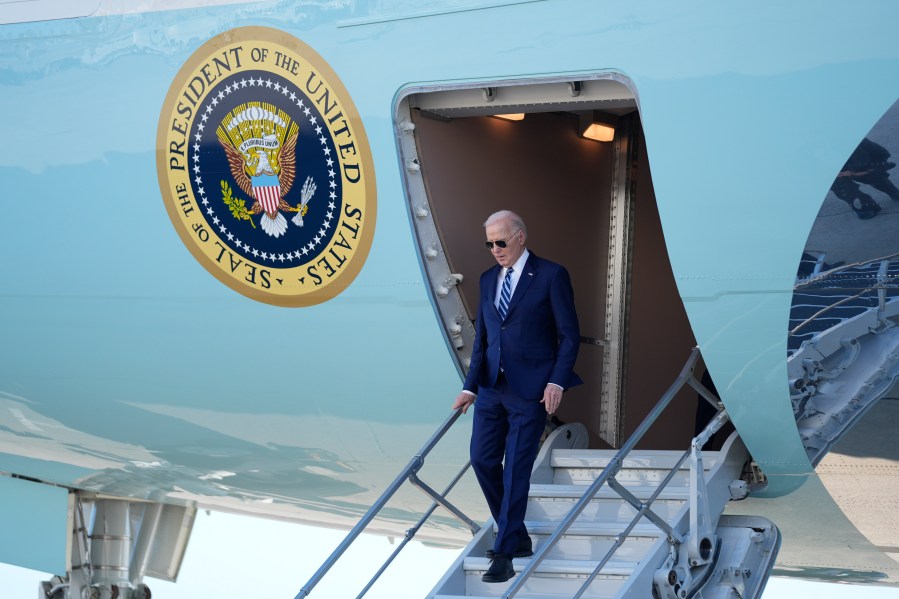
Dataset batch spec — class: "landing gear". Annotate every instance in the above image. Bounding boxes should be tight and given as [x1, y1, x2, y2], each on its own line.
[39, 494, 194, 599]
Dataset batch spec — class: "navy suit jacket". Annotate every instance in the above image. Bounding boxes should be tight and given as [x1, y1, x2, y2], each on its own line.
[463, 252, 582, 400]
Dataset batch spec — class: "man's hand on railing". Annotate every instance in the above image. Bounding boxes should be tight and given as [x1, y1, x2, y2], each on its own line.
[452, 391, 476, 414]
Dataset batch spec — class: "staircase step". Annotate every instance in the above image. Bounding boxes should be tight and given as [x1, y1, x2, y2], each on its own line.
[464, 556, 637, 575]
[495, 519, 666, 537]
[527, 484, 687, 524]
[482, 519, 665, 562]
[555, 471, 691, 486]
[529, 483, 689, 499]
[553, 464, 698, 487]
[533, 531, 660, 561]
[462, 557, 632, 598]
[549, 449, 716, 488]
[550, 449, 718, 470]
[527, 494, 685, 523]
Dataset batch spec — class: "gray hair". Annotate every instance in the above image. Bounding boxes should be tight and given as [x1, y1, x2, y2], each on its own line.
[483, 210, 527, 236]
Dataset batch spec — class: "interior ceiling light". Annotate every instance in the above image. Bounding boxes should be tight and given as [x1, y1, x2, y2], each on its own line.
[491, 113, 525, 121]
[579, 111, 617, 142]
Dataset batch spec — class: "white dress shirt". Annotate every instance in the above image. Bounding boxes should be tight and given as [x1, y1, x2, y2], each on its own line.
[495, 249, 530, 312]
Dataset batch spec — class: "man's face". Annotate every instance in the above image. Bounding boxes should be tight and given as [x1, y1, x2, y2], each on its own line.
[485, 220, 525, 268]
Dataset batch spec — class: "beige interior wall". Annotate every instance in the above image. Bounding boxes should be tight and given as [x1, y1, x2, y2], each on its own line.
[411, 108, 698, 449]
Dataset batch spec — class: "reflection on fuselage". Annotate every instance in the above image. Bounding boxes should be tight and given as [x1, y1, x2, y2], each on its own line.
[789, 99, 899, 463]
[786, 99, 899, 575]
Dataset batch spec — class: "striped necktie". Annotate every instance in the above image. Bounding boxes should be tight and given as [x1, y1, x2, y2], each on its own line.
[498, 267, 513, 320]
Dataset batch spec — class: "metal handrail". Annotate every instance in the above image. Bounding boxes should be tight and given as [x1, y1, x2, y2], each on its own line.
[295, 408, 476, 598]
[354, 462, 473, 599]
[791, 257, 899, 335]
[790, 287, 872, 335]
[794, 251, 899, 290]
[503, 347, 720, 598]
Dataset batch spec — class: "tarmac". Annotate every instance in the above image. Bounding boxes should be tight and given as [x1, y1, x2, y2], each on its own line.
[817, 397, 899, 569]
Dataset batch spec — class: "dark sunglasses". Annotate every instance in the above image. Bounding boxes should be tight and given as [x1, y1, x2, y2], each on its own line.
[484, 233, 518, 250]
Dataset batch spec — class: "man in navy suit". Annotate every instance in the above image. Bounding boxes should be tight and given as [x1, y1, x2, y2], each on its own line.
[452, 210, 581, 583]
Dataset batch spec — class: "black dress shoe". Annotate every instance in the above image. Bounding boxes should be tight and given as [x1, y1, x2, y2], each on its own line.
[486, 535, 533, 559]
[482, 555, 515, 583]
[851, 197, 882, 219]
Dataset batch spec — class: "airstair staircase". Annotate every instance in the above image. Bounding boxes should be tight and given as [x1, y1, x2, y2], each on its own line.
[296, 349, 781, 599]
[427, 421, 780, 598]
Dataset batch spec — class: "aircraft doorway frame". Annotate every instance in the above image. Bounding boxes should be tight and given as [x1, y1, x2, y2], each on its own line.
[393, 74, 639, 448]
[603, 113, 638, 447]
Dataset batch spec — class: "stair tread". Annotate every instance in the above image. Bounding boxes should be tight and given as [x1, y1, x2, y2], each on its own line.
[529, 483, 689, 499]
[463, 556, 637, 576]
[550, 449, 718, 470]
[552, 449, 719, 458]
[494, 520, 668, 537]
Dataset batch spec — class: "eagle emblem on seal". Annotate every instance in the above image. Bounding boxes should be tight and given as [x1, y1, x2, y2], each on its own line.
[216, 102, 316, 237]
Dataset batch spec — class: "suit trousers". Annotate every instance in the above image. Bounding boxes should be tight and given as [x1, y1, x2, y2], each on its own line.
[470, 374, 546, 556]
[832, 170, 899, 203]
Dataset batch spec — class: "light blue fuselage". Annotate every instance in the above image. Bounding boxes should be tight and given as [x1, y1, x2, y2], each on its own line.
[1, 0, 898, 582]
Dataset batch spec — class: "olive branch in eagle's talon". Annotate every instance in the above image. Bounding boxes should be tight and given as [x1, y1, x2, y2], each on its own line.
[220, 180, 257, 229]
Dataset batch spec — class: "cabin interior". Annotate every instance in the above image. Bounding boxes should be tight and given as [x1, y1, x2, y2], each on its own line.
[396, 78, 705, 451]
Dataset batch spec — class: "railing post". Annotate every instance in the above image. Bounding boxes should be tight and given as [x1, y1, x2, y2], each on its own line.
[354, 462, 475, 599]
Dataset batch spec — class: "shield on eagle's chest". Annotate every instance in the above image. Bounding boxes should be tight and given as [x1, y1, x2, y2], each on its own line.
[251, 174, 281, 214]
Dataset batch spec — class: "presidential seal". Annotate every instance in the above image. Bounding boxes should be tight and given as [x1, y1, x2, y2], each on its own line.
[157, 27, 376, 306]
